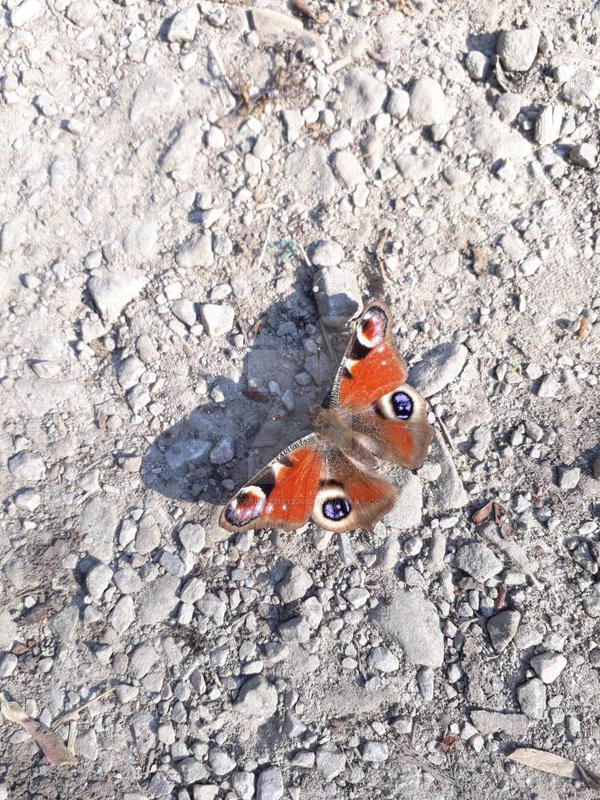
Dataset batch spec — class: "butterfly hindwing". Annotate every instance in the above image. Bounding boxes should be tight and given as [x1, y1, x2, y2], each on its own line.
[351, 383, 433, 470]
[219, 435, 322, 532]
[310, 446, 398, 533]
[331, 301, 433, 470]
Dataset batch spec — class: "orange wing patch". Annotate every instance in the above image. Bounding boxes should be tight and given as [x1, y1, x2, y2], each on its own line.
[219, 440, 322, 532]
[338, 342, 407, 409]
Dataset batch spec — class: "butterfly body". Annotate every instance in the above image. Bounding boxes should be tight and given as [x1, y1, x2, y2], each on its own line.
[219, 301, 433, 534]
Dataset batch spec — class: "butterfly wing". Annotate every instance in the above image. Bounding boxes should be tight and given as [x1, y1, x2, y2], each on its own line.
[330, 300, 433, 469]
[310, 446, 398, 533]
[219, 434, 322, 532]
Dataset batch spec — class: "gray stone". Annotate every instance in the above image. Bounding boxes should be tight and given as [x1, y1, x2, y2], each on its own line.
[231, 772, 255, 800]
[409, 342, 468, 398]
[200, 304, 234, 337]
[0, 653, 18, 678]
[338, 68, 387, 123]
[109, 596, 135, 634]
[0, 611, 17, 651]
[361, 741, 388, 762]
[497, 27, 540, 71]
[208, 747, 236, 776]
[129, 643, 159, 678]
[0, 219, 26, 253]
[135, 513, 161, 554]
[428, 431, 469, 511]
[417, 665, 434, 701]
[284, 146, 337, 202]
[331, 150, 366, 188]
[454, 542, 502, 581]
[535, 105, 563, 145]
[88, 268, 147, 323]
[281, 109, 303, 143]
[387, 87, 410, 119]
[113, 567, 142, 594]
[165, 439, 211, 471]
[75, 728, 98, 760]
[368, 645, 399, 673]
[167, 6, 199, 42]
[470, 710, 530, 736]
[530, 651, 567, 684]
[496, 92, 523, 122]
[178, 758, 209, 784]
[137, 575, 180, 626]
[465, 51, 488, 81]
[81, 496, 118, 563]
[311, 240, 344, 267]
[66, 0, 96, 26]
[123, 221, 157, 258]
[409, 77, 448, 125]
[471, 117, 531, 161]
[370, 587, 443, 667]
[384, 472, 422, 529]
[431, 250, 460, 277]
[250, 7, 303, 41]
[487, 610, 520, 652]
[193, 787, 218, 800]
[561, 69, 600, 107]
[396, 151, 440, 182]
[570, 143, 597, 169]
[127, 385, 150, 414]
[210, 436, 234, 465]
[130, 74, 179, 123]
[583, 583, 600, 617]
[197, 593, 226, 625]
[8, 451, 45, 482]
[175, 233, 214, 268]
[10, 0, 42, 26]
[469, 426, 492, 461]
[180, 577, 205, 604]
[235, 676, 278, 719]
[86, 564, 113, 599]
[255, 766, 283, 800]
[172, 299, 197, 327]
[316, 744, 346, 781]
[118, 356, 145, 390]
[179, 523, 206, 553]
[314, 266, 361, 327]
[517, 678, 546, 719]
[536, 374, 560, 398]
[558, 466, 581, 490]
[277, 564, 313, 603]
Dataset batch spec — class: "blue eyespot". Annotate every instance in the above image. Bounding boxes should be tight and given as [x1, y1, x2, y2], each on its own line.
[322, 497, 351, 521]
[392, 391, 413, 420]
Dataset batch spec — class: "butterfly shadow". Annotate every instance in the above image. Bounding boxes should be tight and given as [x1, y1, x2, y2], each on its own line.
[140, 290, 343, 524]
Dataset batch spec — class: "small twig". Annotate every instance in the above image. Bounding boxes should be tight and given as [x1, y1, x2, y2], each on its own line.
[51, 686, 116, 730]
[297, 242, 312, 268]
[67, 720, 78, 754]
[255, 215, 273, 271]
[478, 526, 542, 590]
[433, 407, 456, 452]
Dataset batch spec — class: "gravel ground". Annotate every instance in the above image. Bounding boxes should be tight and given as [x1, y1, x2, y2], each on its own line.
[1, 0, 600, 799]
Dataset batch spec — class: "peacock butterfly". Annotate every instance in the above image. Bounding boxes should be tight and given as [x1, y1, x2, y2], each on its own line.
[219, 300, 433, 533]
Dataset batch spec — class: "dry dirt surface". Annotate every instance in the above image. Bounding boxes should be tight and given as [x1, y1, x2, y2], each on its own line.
[1, 0, 600, 798]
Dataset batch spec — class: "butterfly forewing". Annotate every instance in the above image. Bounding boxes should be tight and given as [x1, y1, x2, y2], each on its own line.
[219, 435, 322, 532]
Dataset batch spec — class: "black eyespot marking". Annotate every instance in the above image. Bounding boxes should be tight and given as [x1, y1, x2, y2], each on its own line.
[392, 390, 413, 420]
[322, 496, 352, 521]
[278, 455, 293, 468]
[342, 366, 353, 380]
